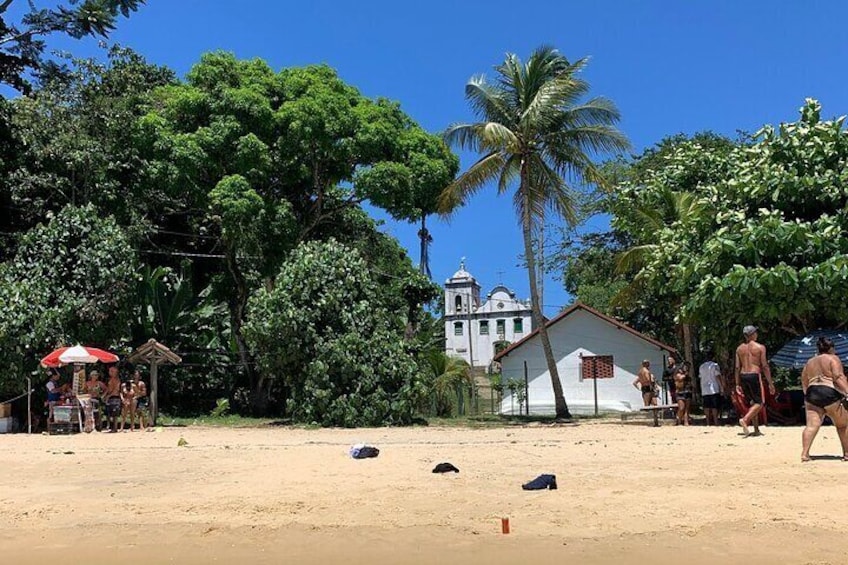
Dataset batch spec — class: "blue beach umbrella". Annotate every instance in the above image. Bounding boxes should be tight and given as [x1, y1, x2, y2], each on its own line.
[771, 330, 848, 369]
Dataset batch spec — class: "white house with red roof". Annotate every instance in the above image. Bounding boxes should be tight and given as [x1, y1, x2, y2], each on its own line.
[494, 303, 677, 415]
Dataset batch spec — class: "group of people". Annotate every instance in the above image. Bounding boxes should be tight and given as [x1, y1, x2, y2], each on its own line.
[46, 365, 150, 433]
[632, 354, 715, 427]
[632, 324, 848, 462]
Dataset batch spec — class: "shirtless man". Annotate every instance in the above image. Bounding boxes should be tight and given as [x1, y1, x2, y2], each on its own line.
[103, 366, 122, 433]
[632, 360, 655, 406]
[735, 325, 776, 436]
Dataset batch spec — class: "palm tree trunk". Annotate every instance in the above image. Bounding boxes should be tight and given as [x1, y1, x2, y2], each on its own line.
[521, 170, 571, 419]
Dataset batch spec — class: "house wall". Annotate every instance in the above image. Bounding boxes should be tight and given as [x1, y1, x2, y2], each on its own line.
[499, 309, 670, 415]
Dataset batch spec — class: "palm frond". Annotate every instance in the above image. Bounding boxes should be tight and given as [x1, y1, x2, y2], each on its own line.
[615, 243, 658, 274]
[443, 122, 482, 152]
[547, 124, 631, 157]
[465, 75, 512, 125]
[497, 154, 521, 195]
[438, 151, 506, 214]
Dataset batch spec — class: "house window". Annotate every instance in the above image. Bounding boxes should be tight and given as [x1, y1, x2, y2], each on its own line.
[455, 295, 463, 313]
[581, 355, 615, 381]
[479, 320, 489, 335]
[496, 319, 505, 335]
[454, 322, 463, 336]
[513, 318, 523, 333]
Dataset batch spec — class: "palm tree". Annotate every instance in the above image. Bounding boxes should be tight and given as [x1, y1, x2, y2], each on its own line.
[614, 187, 710, 373]
[424, 352, 474, 416]
[441, 46, 629, 419]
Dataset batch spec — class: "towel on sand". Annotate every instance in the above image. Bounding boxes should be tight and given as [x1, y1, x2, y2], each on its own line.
[350, 444, 380, 459]
[432, 462, 460, 473]
[522, 474, 557, 490]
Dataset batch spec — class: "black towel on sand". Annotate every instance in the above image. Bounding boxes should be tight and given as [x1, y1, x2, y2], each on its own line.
[522, 474, 557, 490]
[432, 462, 460, 473]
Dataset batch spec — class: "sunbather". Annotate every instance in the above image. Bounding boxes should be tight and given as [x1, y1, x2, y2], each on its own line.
[801, 336, 848, 462]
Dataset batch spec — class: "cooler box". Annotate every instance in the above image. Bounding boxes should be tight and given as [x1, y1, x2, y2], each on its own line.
[0, 417, 13, 433]
[53, 406, 74, 423]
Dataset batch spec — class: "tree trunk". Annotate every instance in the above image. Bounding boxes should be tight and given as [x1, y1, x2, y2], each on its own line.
[418, 214, 432, 279]
[224, 247, 265, 415]
[682, 322, 695, 372]
[520, 164, 571, 420]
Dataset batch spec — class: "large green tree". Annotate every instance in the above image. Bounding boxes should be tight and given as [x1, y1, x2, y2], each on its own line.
[138, 52, 454, 413]
[441, 46, 629, 419]
[614, 100, 848, 360]
[1, 46, 174, 260]
[244, 239, 426, 427]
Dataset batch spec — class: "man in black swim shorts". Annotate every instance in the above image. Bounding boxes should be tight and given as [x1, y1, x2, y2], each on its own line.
[735, 325, 776, 436]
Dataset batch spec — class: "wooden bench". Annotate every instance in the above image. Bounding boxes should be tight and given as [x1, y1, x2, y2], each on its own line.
[632, 404, 678, 427]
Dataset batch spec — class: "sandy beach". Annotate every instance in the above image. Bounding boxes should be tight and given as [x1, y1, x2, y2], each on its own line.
[1, 419, 846, 564]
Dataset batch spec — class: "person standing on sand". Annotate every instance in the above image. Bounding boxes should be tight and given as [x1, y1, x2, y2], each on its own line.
[801, 336, 848, 462]
[133, 370, 149, 431]
[735, 325, 775, 436]
[632, 360, 656, 406]
[103, 365, 122, 433]
[674, 361, 693, 425]
[699, 351, 724, 426]
[663, 355, 678, 404]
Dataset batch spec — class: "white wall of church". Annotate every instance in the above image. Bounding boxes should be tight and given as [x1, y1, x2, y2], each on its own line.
[444, 273, 532, 369]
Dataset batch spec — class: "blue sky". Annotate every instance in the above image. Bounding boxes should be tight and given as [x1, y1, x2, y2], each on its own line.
[25, 0, 848, 315]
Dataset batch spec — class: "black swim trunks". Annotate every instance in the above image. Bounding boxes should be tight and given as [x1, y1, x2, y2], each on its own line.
[702, 393, 721, 410]
[740, 373, 763, 406]
[641, 385, 653, 394]
[106, 396, 122, 418]
[136, 397, 149, 410]
[805, 385, 844, 409]
[677, 391, 693, 401]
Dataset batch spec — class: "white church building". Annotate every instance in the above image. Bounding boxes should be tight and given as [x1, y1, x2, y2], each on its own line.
[443, 260, 533, 370]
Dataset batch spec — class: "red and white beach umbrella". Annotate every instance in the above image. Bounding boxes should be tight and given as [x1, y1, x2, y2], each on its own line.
[40, 345, 119, 368]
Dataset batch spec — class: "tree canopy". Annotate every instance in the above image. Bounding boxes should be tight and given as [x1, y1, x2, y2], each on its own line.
[0, 0, 144, 93]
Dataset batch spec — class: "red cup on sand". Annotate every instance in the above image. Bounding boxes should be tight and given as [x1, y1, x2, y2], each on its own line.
[501, 517, 510, 534]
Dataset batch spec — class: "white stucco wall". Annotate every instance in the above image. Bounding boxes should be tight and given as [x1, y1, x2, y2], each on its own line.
[498, 308, 670, 415]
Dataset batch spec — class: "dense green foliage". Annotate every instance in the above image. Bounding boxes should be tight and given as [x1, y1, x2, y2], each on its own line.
[442, 45, 629, 419]
[0, 47, 453, 424]
[0, 204, 138, 390]
[563, 100, 848, 370]
[244, 239, 426, 427]
[0, 0, 144, 93]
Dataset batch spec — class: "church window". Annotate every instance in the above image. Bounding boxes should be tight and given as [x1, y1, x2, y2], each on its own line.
[480, 320, 489, 335]
[496, 319, 505, 335]
[454, 322, 463, 336]
[455, 295, 463, 313]
[513, 318, 523, 333]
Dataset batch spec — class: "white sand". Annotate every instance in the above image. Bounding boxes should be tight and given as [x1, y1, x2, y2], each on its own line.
[1, 420, 846, 564]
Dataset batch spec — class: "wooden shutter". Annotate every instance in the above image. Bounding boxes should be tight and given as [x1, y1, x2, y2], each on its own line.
[582, 355, 615, 379]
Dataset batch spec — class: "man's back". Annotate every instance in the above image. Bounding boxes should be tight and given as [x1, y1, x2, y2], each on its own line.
[736, 341, 766, 374]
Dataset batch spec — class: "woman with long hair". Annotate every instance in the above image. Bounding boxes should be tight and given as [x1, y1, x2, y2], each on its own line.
[801, 336, 848, 462]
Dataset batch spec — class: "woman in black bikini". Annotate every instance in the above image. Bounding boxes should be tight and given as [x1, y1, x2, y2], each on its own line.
[801, 336, 848, 462]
